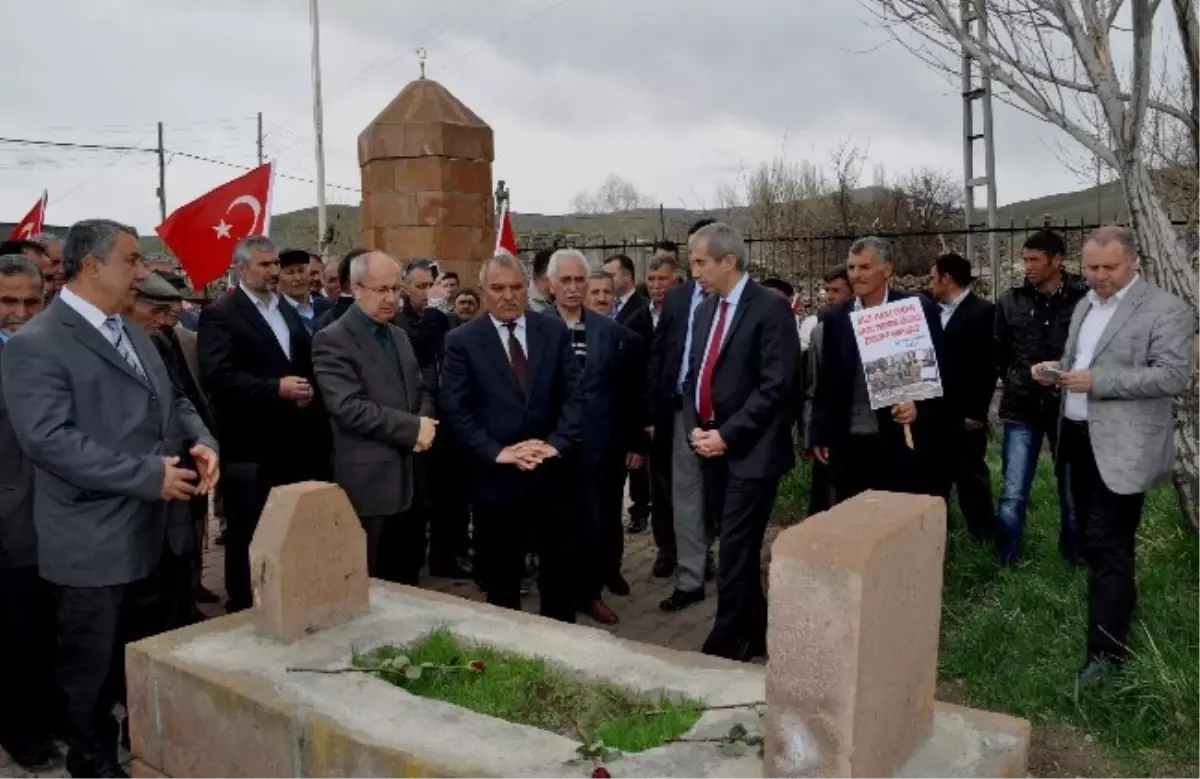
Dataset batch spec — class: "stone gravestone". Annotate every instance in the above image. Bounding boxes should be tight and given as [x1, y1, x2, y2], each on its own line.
[764, 490, 946, 777]
[248, 482, 369, 643]
[358, 77, 495, 285]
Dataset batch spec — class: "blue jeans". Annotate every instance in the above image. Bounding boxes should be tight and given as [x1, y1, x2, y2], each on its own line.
[994, 421, 1078, 564]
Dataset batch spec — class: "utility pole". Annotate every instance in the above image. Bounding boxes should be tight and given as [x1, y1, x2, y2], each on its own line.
[960, 0, 999, 296]
[309, 0, 329, 256]
[156, 121, 166, 222]
[257, 111, 264, 166]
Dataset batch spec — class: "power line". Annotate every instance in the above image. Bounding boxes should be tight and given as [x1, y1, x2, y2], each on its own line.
[0, 135, 361, 193]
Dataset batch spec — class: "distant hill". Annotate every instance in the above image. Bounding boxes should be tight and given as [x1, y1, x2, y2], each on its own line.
[994, 179, 1128, 225]
[131, 179, 1144, 259]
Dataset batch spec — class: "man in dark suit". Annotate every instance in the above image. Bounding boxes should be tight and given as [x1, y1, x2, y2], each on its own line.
[625, 255, 678, 573]
[603, 252, 653, 532]
[313, 251, 437, 583]
[0, 254, 58, 773]
[2, 220, 218, 778]
[125, 273, 222, 614]
[198, 235, 329, 613]
[930, 252, 996, 539]
[810, 237, 949, 503]
[440, 253, 585, 623]
[279, 248, 333, 334]
[546, 251, 643, 624]
[650, 219, 718, 611]
[682, 222, 799, 662]
[315, 248, 369, 331]
[397, 259, 471, 578]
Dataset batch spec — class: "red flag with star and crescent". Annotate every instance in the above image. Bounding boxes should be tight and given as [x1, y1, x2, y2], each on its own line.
[494, 201, 518, 256]
[156, 162, 274, 288]
[9, 190, 48, 240]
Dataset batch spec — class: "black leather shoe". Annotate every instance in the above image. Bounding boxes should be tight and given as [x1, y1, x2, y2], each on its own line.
[1074, 657, 1115, 697]
[659, 588, 704, 612]
[606, 575, 631, 596]
[66, 752, 127, 779]
[194, 585, 221, 604]
[429, 560, 473, 579]
[626, 517, 649, 534]
[2, 739, 61, 772]
[652, 558, 675, 578]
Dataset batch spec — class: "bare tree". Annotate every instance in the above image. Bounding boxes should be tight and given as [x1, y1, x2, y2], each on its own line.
[570, 174, 656, 214]
[868, 0, 1199, 524]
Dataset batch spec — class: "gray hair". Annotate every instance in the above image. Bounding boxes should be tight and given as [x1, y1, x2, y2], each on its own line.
[848, 236, 893, 264]
[62, 219, 139, 281]
[588, 269, 614, 285]
[648, 256, 678, 273]
[349, 251, 400, 285]
[478, 253, 525, 286]
[29, 232, 63, 249]
[232, 235, 276, 268]
[546, 249, 589, 279]
[0, 253, 44, 284]
[1086, 225, 1138, 258]
[690, 222, 747, 270]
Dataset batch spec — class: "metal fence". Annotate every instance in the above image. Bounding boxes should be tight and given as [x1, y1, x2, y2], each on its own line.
[517, 218, 1193, 305]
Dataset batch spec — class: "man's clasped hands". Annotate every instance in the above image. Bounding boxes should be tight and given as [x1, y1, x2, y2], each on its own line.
[496, 440, 560, 471]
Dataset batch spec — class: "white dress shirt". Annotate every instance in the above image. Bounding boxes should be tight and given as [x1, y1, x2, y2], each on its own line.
[613, 288, 636, 318]
[59, 286, 148, 376]
[284, 293, 315, 321]
[490, 314, 528, 363]
[694, 273, 749, 411]
[675, 283, 708, 394]
[650, 303, 663, 330]
[939, 287, 970, 328]
[799, 314, 818, 351]
[1064, 274, 1140, 421]
[240, 284, 292, 360]
[59, 286, 111, 337]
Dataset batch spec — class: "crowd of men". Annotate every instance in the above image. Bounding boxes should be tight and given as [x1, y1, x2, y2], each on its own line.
[0, 216, 1193, 777]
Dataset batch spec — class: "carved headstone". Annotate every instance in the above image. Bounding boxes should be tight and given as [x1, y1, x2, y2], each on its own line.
[248, 482, 369, 643]
[764, 491, 947, 777]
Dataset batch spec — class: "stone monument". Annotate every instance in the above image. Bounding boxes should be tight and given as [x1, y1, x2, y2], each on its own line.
[358, 74, 496, 284]
[126, 486, 1030, 778]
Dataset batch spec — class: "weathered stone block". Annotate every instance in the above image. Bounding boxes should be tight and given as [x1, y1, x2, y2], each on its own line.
[249, 482, 369, 644]
[764, 490, 947, 778]
[366, 193, 419, 229]
[130, 758, 166, 778]
[417, 191, 491, 228]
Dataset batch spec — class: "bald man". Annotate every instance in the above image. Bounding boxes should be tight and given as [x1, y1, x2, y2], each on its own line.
[312, 252, 436, 584]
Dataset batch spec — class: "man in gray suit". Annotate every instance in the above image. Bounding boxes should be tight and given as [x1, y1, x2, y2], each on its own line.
[312, 251, 436, 585]
[0, 254, 58, 772]
[0, 220, 219, 778]
[1033, 225, 1194, 688]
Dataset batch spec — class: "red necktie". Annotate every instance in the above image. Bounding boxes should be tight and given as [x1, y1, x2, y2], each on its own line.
[697, 300, 729, 423]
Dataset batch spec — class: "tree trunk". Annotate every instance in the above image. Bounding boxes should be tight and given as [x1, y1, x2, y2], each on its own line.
[1120, 158, 1200, 528]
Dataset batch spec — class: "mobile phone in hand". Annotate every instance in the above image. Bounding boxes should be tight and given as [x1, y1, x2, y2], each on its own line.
[1039, 365, 1063, 380]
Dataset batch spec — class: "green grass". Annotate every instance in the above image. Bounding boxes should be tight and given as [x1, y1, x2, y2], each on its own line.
[774, 444, 1200, 776]
[354, 628, 704, 753]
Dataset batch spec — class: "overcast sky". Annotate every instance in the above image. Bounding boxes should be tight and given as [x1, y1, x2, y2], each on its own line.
[1, 0, 1139, 233]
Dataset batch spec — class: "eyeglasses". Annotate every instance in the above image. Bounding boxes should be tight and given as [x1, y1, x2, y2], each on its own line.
[357, 284, 402, 298]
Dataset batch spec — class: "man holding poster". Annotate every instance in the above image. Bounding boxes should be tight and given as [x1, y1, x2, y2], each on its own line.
[810, 236, 948, 503]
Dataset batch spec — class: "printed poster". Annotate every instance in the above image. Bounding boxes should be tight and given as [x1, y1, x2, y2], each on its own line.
[849, 297, 943, 409]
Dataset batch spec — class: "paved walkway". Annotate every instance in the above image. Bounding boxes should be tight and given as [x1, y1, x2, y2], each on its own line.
[2, 511, 752, 778]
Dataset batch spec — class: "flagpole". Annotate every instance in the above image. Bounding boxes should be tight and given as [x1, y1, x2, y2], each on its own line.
[309, 0, 328, 256]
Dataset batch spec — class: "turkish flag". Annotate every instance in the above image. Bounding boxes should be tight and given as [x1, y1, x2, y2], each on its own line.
[156, 162, 273, 288]
[9, 191, 47, 240]
[494, 201, 518, 256]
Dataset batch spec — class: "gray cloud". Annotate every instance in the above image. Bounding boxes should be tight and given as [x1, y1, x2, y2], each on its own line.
[1, 0, 1105, 234]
